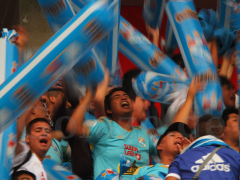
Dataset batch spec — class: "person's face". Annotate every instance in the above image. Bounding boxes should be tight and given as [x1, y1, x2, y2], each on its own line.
[25, 122, 52, 156]
[41, 79, 71, 120]
[222, 85, 235, 107]
[26, 100, 50, 123]
[224, 113, 239, 142]
[17, 174, 34, 180]
[157, 131, 183, 156]
[132, 97, 150, 122]
[107, 91, 133, 118]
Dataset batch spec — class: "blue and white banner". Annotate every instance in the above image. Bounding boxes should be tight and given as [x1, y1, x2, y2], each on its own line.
[0, 1, 115, 133]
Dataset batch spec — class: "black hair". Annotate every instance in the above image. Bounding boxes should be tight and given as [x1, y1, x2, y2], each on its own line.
[12, 170, 36, 180]
[104, 87, 129, 118]
[221, 107, 239, 126]
[122, 69, 141, 101]
[172, 53, 185, 69]
[196, 114, 224, 138]
[26, 118, 51, 134]
[218, 76, 234, 88]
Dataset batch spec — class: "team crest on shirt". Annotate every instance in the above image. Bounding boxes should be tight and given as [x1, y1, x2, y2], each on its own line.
[52, 145, 58, 152]
[138, 136, 146, 147]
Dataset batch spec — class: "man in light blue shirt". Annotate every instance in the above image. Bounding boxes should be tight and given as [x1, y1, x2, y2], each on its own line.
[65, 87, 158, 180]
[131, 122, 191, 180]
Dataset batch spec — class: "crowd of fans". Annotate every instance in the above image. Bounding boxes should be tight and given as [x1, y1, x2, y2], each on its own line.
[9, 22, 240, 180]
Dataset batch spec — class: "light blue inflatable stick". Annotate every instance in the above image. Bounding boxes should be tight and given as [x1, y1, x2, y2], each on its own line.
[71, 0, 184, 84]
[38, 0, 105, 87]
[43, 158, 82, 180]
[0, 29, 18, 180]
[119, 17, 189, 81]
[132, 71, 189, 104]
[143, 0, 167, 29]
[0, 0, 116, 134]
[104, 0, 121, 84]
[230, 2, 240, 151]
[216, 0, 236, 29]
[70, 0, 121, 86]
[165, 0, 224, 116]
[164, 19, 178, 56]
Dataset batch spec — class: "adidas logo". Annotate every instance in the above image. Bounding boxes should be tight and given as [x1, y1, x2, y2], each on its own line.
[191, 153, 230, 173]
[117, 135, 123, 139]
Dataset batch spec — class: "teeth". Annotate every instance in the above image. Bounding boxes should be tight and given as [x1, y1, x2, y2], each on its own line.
[122, 102, 128, 105]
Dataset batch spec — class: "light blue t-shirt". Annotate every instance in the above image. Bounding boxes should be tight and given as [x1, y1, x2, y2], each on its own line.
[131, 163, 168, 180]
[84, 117, 158, 180]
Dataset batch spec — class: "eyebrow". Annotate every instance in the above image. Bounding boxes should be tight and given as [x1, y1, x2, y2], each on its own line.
[34, 126, 50, 130]
[48, 88, 64, 93]
[113, 94, 120, 98]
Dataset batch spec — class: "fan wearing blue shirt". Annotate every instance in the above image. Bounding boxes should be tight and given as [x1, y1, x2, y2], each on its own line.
[131, 122, 192, 180]
[64, 87, 158, 180]
[166, 114, 240, 180]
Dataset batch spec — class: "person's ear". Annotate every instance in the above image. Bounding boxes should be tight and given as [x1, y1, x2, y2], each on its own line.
[106, 109, 112, 116]
[66, 101, 71, 109]
[157, 143, 163, 151]
[49, 96, 55, 104]
[25, 134, 30, 144]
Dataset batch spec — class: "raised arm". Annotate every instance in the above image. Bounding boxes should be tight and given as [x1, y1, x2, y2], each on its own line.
[66, 88, 93, 136]
[172, 77, 204, 124]
[210, 38, 218, 70]
[219, 52, 231, 78]
[146, 24, 160, 47]
[93, 70, 109, 118]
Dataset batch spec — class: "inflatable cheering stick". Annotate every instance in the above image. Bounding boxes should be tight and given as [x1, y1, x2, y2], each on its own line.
[132, 71, 189, 104]
[69, 0, 121, 86]
[119, 17, 188, 81]
[216, 0, 235, 29]
[166, 0, 224, 116]
[0, 29, 18, 180]
[64, 51, 105, 88]
[43, 159, 81, 180]
[38, 0, 106, 87]
[164, 19, 178, 56]
[0, 0, 116, 133]
[143, 0, 167, 28]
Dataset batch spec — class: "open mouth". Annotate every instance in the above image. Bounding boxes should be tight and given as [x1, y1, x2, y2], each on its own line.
[121, 101, 129, 108]
[174, 141, 181, 146]
[39, 138, 48, 145]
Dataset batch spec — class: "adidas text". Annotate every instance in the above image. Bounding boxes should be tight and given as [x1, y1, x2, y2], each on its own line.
[191, 164, 230, 172]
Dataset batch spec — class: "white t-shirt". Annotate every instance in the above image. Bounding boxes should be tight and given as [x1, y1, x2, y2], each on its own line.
[12, 142, 48, 180]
